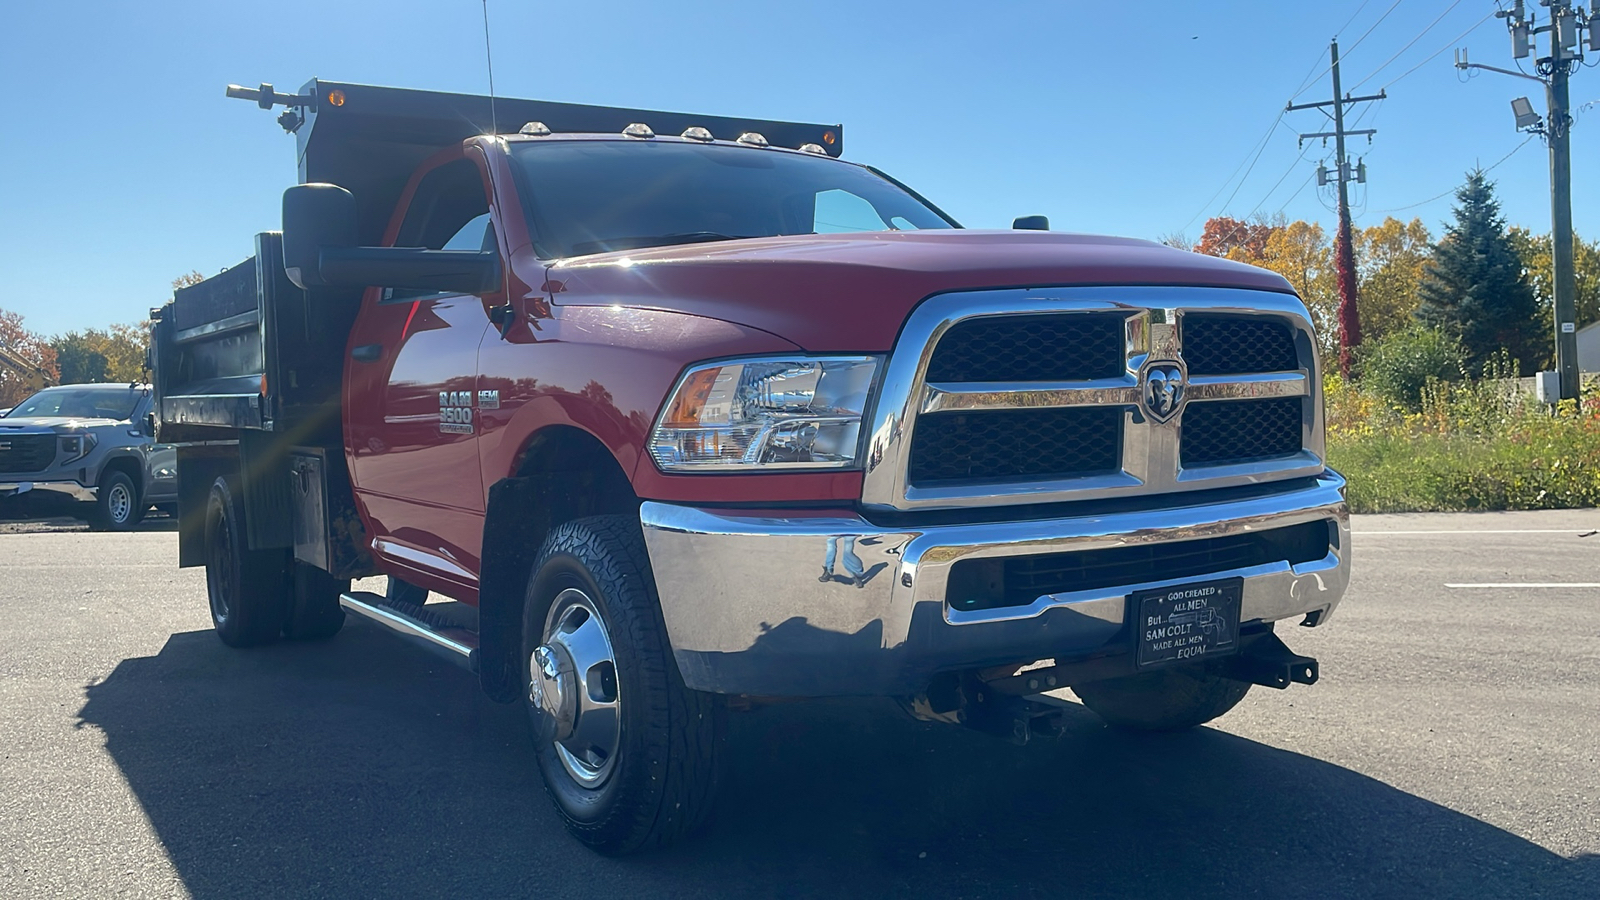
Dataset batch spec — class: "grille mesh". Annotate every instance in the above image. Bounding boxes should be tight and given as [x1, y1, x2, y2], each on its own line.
[925, 314, 1126, 383]
[909, 407, 1122, 485]
[1183, 315, 1298, 375]
[0, 434, 56, 474]
[1181, 397, 1302, 466]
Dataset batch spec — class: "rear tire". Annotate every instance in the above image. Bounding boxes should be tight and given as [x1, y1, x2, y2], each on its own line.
[205, 477, 290, 647]
[1072, 665, 1251, 732]
[283, 561, 348, 641]
[88, 471, 143, 532]
[522, 515, 720, 855]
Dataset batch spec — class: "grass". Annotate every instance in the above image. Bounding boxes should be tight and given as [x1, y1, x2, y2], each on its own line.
[1325, 371, 1600, 513]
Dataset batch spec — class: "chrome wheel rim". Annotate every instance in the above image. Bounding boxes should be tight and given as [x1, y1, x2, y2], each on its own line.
[108, 483, 132, 524]
[531, 588, 621, 788]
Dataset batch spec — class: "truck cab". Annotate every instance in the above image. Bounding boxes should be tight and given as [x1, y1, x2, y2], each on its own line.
[152, 80, 1348, 855]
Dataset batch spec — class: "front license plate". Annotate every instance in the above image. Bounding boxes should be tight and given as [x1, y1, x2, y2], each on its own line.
[1134, 578, 1243, 669]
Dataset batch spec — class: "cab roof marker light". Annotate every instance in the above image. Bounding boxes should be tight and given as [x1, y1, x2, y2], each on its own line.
[519, 121, 552, 136]
[736, 131, 769, 148]
[622, 122, 656, 138]
[798, 143, 827, 155]
[681, 126, 715, 142]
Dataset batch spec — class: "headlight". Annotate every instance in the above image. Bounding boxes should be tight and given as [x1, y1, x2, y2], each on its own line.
[59, 433, 96, 462]
[649, 356, 879, 471]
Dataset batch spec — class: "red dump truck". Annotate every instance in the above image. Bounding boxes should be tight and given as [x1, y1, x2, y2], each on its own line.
[151, 80, 1348, 854]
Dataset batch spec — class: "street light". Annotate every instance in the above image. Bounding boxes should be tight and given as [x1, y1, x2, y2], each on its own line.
[1511, 96, 1543, 129]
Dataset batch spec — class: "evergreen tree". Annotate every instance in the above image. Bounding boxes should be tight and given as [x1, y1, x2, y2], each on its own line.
[1414, 171, 1544, 374]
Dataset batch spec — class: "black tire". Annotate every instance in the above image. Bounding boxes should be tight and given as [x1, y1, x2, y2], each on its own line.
[522, 515, 720, 855]
[88, 470, 143, 532]
[1072, 665, 1252, 732]
[283, 561, 349, 641]
[204, 477, 291, 647]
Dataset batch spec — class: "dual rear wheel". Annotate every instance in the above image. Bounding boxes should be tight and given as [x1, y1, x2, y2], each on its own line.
[204, 476, 347, 647]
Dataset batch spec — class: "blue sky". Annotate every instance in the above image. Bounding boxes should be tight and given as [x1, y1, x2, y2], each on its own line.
[1, 0, 1595, 336]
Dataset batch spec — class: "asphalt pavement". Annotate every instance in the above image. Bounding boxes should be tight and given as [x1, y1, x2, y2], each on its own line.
[1, 510, 1597, 899]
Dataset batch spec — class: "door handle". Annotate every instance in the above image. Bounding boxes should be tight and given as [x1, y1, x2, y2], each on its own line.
[351, 344, 384, 363]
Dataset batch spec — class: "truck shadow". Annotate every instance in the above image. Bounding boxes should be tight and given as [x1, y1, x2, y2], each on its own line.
[79, 623, 1598, 900]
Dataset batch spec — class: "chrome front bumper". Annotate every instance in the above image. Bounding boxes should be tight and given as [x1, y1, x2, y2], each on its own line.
[640, 472, 1350, 696]
[0, 481, 97, 502]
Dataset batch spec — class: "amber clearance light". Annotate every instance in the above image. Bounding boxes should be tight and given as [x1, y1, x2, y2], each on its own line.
[327, 89, 346, 107]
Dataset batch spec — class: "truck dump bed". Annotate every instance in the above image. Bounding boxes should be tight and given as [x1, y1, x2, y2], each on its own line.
[151, 233, 343, 442]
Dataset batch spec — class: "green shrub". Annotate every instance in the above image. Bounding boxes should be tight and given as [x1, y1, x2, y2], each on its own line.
[1327, 369, 1600, 513]
[1355, 326, 1465, 410]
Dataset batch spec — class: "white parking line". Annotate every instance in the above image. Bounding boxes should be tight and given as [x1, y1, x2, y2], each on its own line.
[1445, 583, 1600, 588]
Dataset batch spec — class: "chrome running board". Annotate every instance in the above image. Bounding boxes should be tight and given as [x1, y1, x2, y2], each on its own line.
[339, 591, 478, 672]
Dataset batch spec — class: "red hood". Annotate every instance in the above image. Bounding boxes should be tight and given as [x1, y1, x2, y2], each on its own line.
[547, 230, 1296, 352]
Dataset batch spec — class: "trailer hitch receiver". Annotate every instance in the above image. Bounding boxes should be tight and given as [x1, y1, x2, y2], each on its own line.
[1218, 630, 1319, 690]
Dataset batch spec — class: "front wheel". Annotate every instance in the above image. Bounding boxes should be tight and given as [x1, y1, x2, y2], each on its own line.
[1072, 665, 1251, 732]
[88, 471, 143, 531]
[522, 515, 720, 855]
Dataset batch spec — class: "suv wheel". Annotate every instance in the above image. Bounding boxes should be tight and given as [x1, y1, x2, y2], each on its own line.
[522, 515, 721, 855]
[88, 471, 144, 531]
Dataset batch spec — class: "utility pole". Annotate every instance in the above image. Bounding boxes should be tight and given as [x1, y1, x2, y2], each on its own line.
[1458, 0, 1597, 401]
[1288, 40, 1386, 379]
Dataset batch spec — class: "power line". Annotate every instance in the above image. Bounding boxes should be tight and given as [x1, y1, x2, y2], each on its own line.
[481, 0, 498, 134]
[1275, 170, 1320, 216]
[1177, 110, 1287, 233]
[1246, 143, 1314, 220]
[1292, 0, 1408, 100]
[1377, 8, 1499, 92]
[1345, 0, 1409, 57]
[1349, 0, 1466, 90]
[1213, 117, 1289, 219]
[1371, 136, 1535, 214]
[1337, 0, 1377, 38]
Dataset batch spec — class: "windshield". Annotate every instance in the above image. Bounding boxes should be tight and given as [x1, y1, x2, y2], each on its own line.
[511, 140, 955, 258]
[9, 386, 142, 420]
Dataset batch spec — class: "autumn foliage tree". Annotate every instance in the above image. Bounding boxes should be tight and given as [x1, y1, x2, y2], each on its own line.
[1507, 227, 1600, 333]
[0, 308, 59, 408]
[50, 324, 150, 384]
[1195, 216, 1276, 260]
[1355, 217, 1433, 343]
[1194, 214, 1339, 362]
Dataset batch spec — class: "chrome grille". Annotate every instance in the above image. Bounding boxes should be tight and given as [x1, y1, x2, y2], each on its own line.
[861, 287, 1326, 512]
[0, 435, 56, 474]
[908, 407, 1121, 485]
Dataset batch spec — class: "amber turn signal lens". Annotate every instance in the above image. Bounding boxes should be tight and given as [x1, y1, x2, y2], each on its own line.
[327, 89, 346, 107]
[661, 367, 722, 428]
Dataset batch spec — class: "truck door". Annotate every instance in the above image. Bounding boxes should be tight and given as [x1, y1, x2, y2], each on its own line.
[345, 155, 496, 597]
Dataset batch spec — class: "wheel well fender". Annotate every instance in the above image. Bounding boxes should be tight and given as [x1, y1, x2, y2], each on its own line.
[477, 426, 639, 702]
[98, 454, 145, 497]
